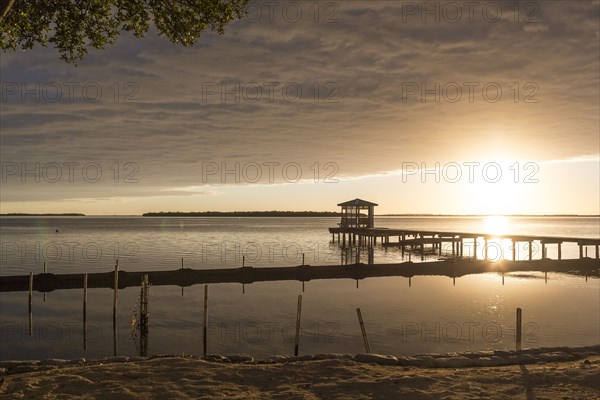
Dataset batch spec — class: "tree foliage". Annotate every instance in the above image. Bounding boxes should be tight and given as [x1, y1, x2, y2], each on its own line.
[0, 0, 249, 63]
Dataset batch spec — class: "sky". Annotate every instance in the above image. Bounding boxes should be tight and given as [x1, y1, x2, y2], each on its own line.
[1, 0, 599, 215]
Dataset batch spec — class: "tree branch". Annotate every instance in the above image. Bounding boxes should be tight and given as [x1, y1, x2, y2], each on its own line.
[0, 0, 16, 21]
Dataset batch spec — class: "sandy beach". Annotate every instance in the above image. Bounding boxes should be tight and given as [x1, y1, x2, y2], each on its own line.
[1, 347, 598, 399]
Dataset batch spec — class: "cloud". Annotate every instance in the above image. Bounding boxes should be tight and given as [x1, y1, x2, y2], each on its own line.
[1, 0, 598, 205]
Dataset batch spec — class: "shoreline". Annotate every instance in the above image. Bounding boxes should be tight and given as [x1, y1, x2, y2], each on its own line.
[1, 346, 598, 399]
[2, 345, 598, 373]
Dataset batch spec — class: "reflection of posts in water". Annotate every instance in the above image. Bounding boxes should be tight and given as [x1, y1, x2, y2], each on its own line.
[203, 284, 208, 356]
[113, 260, 119, 356]
[294, 295, 302, 356]
[356, 308, 371, 353]
[28, 272, 33, 336]
[139, 274, 149, 357]
[83, 273, 88, 350]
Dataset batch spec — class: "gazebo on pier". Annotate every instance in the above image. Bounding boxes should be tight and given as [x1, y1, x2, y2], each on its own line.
[337, 198, 378, 228]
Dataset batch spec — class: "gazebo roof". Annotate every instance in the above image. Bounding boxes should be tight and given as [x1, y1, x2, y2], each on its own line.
[337, 198, 378, 207]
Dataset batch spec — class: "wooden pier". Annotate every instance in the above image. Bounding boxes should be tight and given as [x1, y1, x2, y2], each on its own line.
[329, 227, 600, 261]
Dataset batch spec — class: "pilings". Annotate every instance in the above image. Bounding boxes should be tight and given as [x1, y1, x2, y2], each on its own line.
[329, 227, 600, 263]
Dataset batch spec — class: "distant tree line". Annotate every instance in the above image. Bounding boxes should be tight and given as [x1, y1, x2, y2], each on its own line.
[142, 211, 341, 217]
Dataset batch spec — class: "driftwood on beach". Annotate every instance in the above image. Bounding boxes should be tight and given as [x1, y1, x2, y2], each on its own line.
[1, 258, 598, 293]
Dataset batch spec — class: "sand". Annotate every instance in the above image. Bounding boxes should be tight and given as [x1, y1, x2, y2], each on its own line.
[1, 354, 598, 399]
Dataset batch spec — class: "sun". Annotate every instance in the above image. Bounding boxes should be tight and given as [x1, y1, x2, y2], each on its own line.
[483, 215, 510, 236]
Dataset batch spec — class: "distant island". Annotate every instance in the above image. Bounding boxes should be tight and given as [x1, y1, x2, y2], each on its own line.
[143, 211, 341, 217]
[0, 213, 85, 216]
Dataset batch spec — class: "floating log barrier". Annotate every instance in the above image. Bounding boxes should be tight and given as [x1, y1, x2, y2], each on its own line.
[2, 258, 597, 293]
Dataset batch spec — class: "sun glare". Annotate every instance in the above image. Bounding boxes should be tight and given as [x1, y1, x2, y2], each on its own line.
[483, 215, 510, 236]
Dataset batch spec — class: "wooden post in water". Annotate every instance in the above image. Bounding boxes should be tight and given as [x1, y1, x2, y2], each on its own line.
[43, 262, 47, 302]
[181, 258, 184, 296]
[557, 242, 562, 260]
[203, 284, 208, 356]
[294, 295, 302, 356]
[83, 273, 88, 350]
[473, 237, 477, 260]
[140, 274, 149, 357]
[516, 308, 522, 351]
[302, 253, 305, 266]
[528, 241, 533, 261]
[113, 260, 119, 356]
[28, 272, 33, 336]
[356, 308, 371, 353]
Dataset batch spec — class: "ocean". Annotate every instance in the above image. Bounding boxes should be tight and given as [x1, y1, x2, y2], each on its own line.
[1, 216, 598, 360]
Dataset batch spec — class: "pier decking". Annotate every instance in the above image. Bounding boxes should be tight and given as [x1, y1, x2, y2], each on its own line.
[329, 227, 600, 261]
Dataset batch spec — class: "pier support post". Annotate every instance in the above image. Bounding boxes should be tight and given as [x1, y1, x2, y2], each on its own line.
[473, 238, 477, 260]
[512, 240, 516, 261]
[484, 238, 488, 260]
[528, 241, 533, 261]
[541, 243, 546, 259]
[579, 245, 583, 259]
[558, 242, 562, 260]
[596, 245, 599, 259]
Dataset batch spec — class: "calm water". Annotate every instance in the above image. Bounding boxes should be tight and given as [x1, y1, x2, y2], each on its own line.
[1, 216, 598, 360]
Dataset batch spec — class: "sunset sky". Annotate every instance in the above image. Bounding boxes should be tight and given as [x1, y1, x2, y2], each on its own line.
[1, 0, 599, 215]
